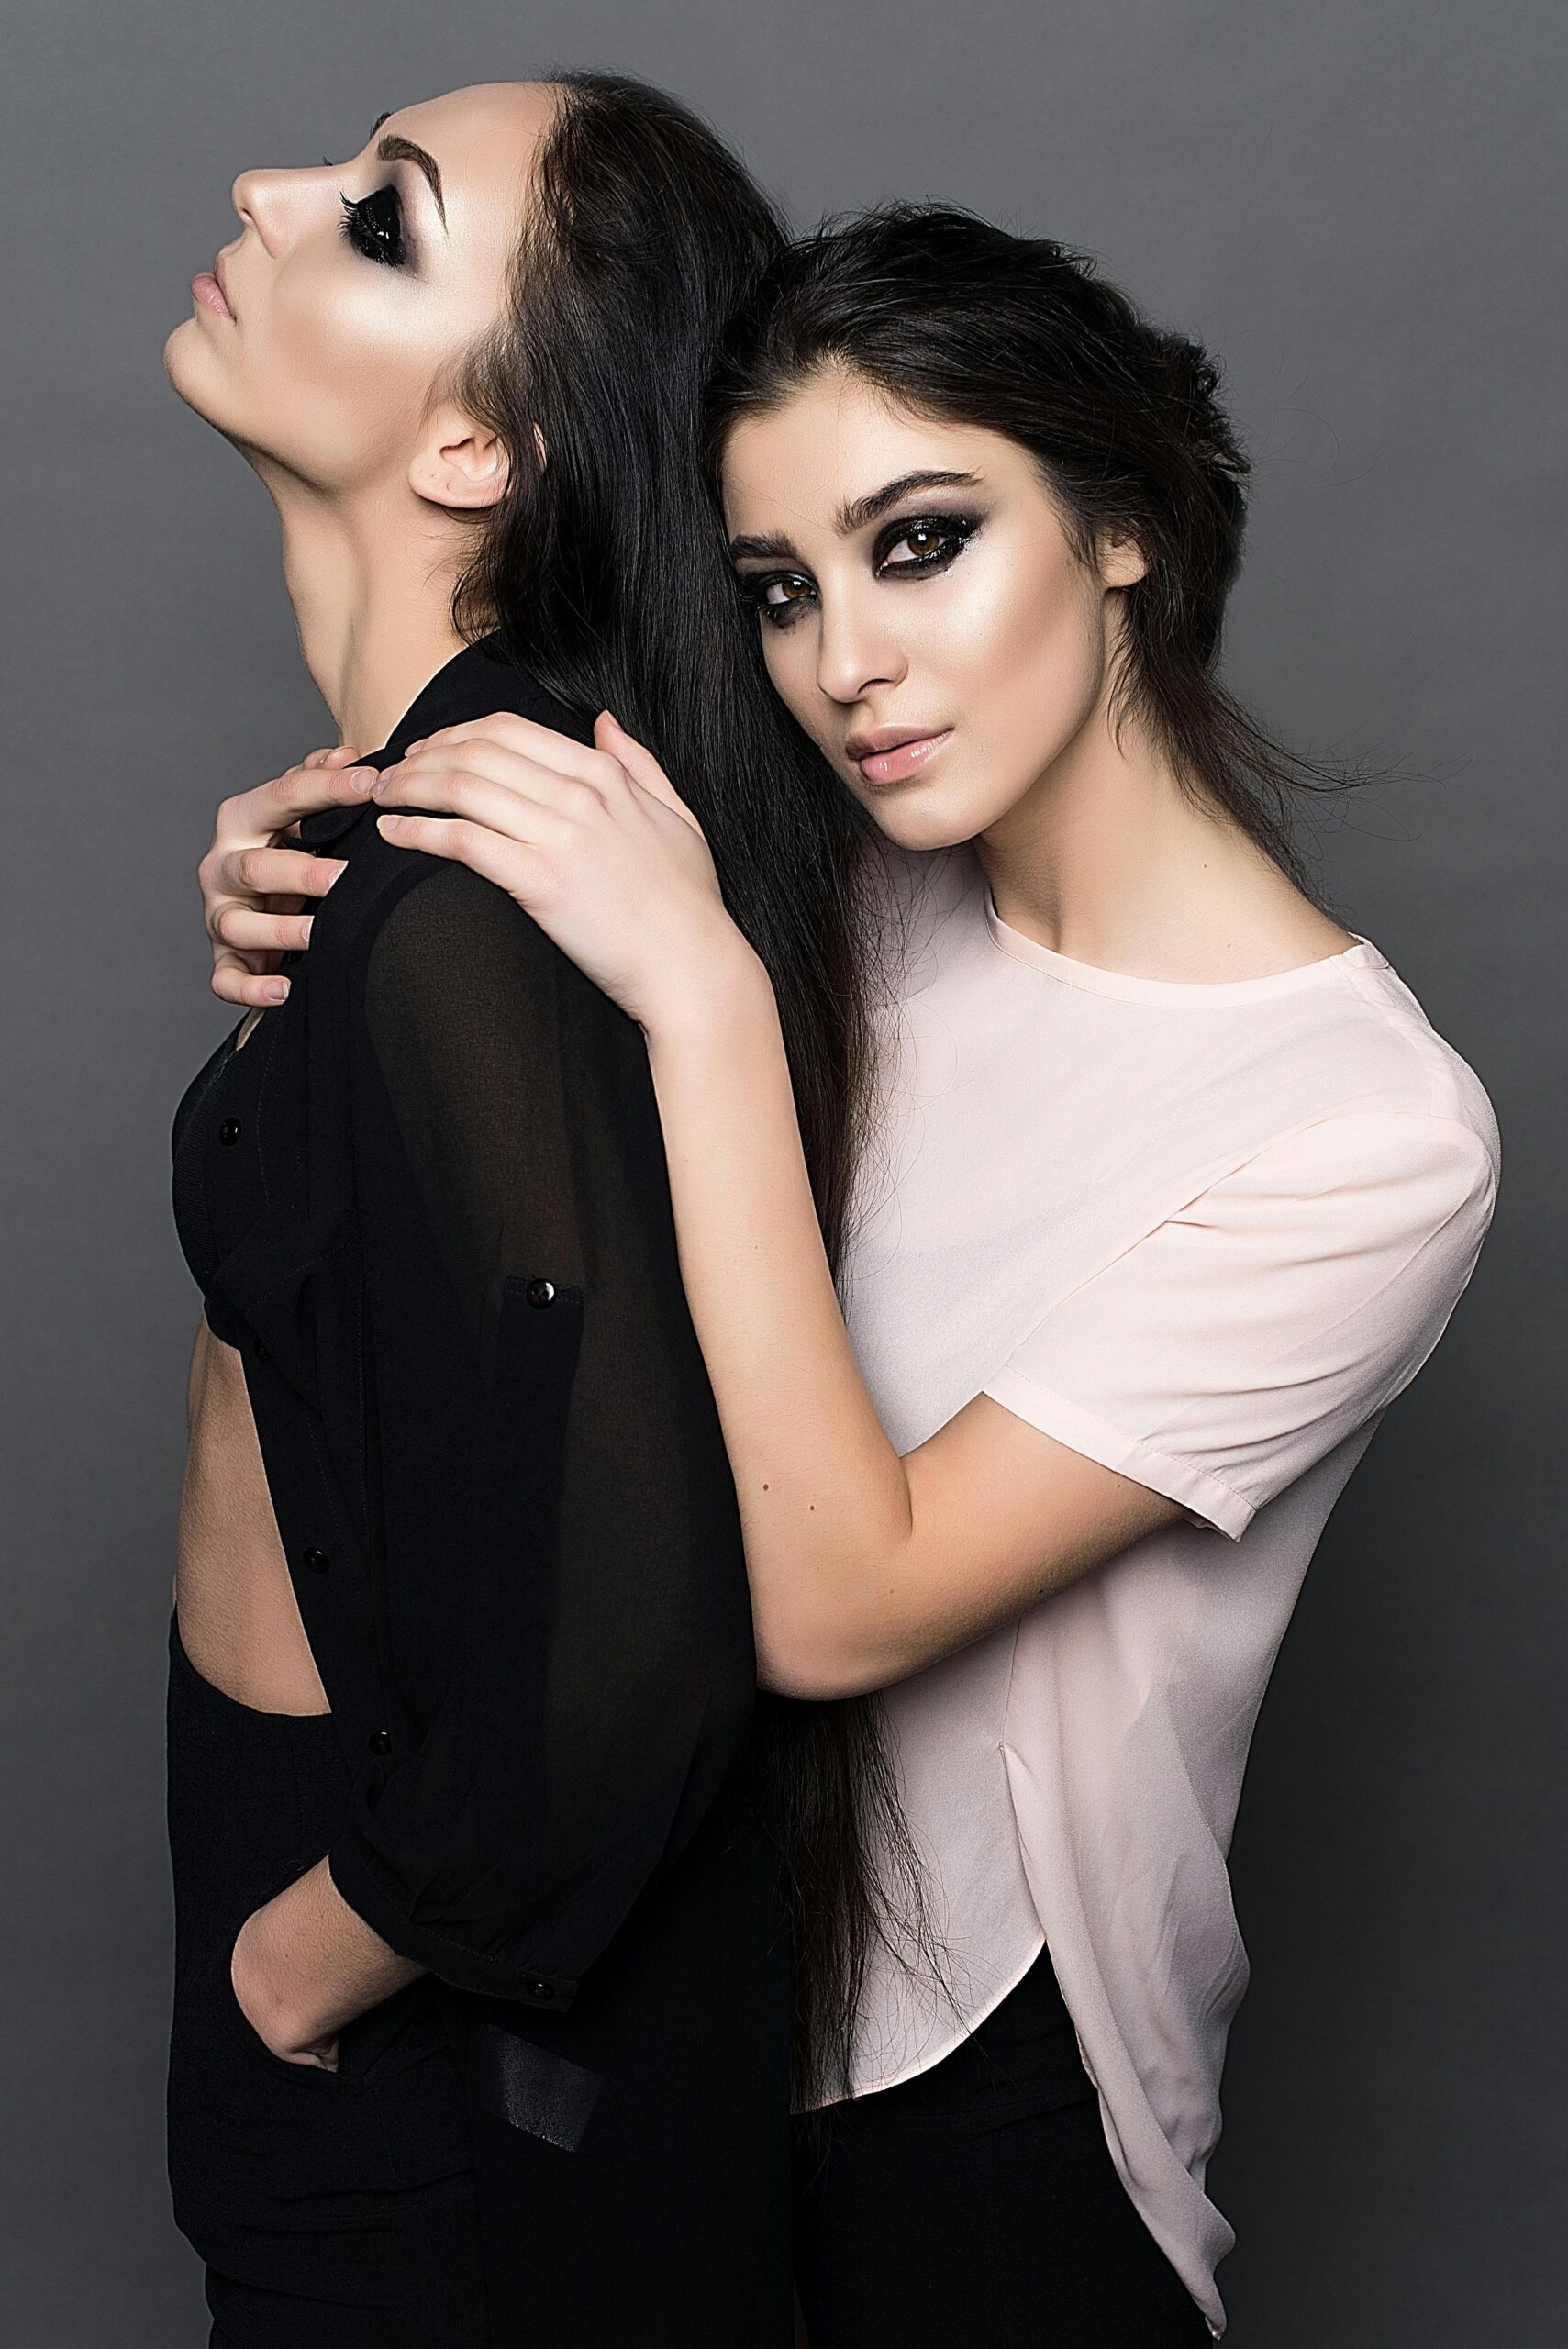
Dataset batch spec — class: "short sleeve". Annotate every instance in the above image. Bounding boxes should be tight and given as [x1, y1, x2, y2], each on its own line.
[982, 1111, 1498, 1539]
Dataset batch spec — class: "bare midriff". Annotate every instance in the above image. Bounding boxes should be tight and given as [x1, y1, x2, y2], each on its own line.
[174, 1318, 330, 1714]
[174, 1015, 329, 1716]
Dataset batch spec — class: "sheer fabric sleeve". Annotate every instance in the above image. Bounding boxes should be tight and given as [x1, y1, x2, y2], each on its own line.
[326, 860, 757, 2006]
[982, 1109, 1498, 1540]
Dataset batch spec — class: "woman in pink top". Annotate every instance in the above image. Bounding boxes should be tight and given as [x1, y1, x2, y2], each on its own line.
[196, 208, 1497, 2341]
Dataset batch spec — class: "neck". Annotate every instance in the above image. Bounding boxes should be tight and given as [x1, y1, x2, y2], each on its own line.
[271, 479, 470, 753]
[973, 666, 1345, 984]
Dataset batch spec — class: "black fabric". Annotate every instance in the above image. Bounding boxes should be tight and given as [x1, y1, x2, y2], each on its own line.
[166, 1614, 484, 2348]
[170, 639, 793, 2341]
[792, 1943, 1212, 2349]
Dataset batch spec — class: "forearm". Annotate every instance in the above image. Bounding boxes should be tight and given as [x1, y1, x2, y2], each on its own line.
[645, 955, 917, 1697]
[232, 1857, 424, 2062]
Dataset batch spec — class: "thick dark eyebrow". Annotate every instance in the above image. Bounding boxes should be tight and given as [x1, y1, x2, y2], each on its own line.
[729, 468, 982, 564]
[728, 529, 802, 563]
[375, 129, 448, 231]
[835, 469, 980, 534]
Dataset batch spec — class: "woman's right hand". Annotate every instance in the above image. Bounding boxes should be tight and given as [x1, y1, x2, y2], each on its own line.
[200, 745, 377, 1008]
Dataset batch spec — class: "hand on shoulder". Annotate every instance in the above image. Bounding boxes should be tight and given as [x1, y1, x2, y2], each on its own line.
[199, 744, 373, 1007]
[372, 710, 763, 1037]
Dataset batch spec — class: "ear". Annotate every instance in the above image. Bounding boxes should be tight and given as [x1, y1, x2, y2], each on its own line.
[1099, 533, 1148, 590]
[408, 401, 510, 512]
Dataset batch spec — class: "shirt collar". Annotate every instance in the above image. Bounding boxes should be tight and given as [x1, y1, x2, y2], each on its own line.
[297, 634, 522, 852]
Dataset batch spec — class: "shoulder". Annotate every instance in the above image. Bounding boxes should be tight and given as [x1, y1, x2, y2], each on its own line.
[316, 649, 599, 1001]
[306, 805, 563, 1001]
[1208, 1102, 1498, 1283]
[1289, 944, 1500, 1180]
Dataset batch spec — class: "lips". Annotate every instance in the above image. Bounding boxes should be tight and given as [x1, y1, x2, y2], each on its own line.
[193, 257, 235, 321]
[846, 728, 953, 786]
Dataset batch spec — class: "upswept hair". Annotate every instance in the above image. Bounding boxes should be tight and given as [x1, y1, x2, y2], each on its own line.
[706, 203, 1352, 885]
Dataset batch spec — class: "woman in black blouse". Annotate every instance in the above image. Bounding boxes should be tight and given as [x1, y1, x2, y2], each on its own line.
[161, 73, 908, 2347]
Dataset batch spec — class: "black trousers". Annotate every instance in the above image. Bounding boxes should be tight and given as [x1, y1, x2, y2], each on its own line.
[167, 1614, 795, 2347]
[792, 1944, 1213, 2349]
[165, 1616, 484, 2347]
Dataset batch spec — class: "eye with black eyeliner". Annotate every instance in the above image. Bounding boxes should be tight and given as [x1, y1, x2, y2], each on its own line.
[873, 511, 981, 576]
[736, 570, 818, 629]
[736, 512, 982, 630]
[339, 184, 408, 268]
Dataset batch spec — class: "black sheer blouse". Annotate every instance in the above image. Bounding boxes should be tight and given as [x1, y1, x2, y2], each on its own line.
[172, 640, 767, 2010]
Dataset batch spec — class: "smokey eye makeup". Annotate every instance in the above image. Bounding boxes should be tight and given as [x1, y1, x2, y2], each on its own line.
[872, 510, 982, 575]
[737, 570, 817, 627]
[339, 184, 409, 268]
[737, 510, 984, 629]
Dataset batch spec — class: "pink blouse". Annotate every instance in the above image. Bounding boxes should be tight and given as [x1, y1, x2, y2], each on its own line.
[836, 844, 1498, 2336]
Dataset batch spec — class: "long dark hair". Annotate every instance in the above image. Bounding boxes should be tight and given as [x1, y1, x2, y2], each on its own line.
[706, 205, 1352, 885]
[450, 72, 929, 2106]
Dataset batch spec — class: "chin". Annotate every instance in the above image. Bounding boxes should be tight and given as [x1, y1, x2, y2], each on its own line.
[164, 317, 220, 417]
[861, 791, 988, 855]
[163, 329, 274, 479]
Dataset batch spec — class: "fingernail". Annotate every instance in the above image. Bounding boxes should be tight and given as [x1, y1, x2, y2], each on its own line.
[346, 767, 375, 794]
[264, 978, 290, 1003]
[406, 737, 427, 752]
[300, 915, 315, 944]
[378, 812, 403, 836]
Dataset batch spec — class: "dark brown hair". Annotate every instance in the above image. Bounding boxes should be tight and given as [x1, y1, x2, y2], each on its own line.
[450, 74, 934, 2107]
[706, 203, 1354, 885]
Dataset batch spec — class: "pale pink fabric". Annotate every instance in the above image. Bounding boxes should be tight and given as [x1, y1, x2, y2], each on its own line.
[837, 845, 1498, 2336]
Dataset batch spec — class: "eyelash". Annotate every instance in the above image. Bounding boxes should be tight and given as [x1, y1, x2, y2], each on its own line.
[741, 514, 980, 630]
[339, 185, 407, 268]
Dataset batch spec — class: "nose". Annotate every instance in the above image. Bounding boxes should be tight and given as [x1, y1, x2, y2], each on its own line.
[814, 591, 906, 709]
[230, 164, 329, 257]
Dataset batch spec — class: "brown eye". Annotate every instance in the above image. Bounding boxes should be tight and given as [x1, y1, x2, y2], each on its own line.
[884, 525, 948, 565]
[875, 514, 978, 575]
[743, 570, 818, 629]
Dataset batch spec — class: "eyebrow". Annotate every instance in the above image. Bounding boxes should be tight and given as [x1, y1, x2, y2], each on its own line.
[728, 469, 982, 563]
[837, 469, 980, 533]
[373, 123, 448, 230]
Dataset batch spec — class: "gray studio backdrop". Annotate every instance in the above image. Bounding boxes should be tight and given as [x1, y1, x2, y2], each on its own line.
[1, 1, 1562, 2340]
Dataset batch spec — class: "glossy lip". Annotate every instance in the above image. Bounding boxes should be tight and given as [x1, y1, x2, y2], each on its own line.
[846, 726, 953, 786]
[193, 253, 236, 321]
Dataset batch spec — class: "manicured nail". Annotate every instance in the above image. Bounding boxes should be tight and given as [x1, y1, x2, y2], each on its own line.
[264, 978, 290, 1003]
[300, 915, 315, 944]
[345, 766, 375, 794]
[378, 812, 403, 836]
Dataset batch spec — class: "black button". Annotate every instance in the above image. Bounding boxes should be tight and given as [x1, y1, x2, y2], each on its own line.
[368, 1729, 392, 1756]
[522, 1976, 555, 2000]
[219, 1117, 242, 1146]
[253, 1339, 270, 1364]
[303, 1547, 330, 1575]
[526, 1278, 556, 1309]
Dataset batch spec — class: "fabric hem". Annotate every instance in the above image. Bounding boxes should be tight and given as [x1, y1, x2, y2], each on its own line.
[805, 1927, 1050, 2112]
[326, 1838, 577, 2010]
[981, 1368, 1256, 1539]
[982, 893, 1382, 1005]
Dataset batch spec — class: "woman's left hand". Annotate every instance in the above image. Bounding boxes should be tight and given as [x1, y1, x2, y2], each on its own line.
[373, 711, 759, 1038]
